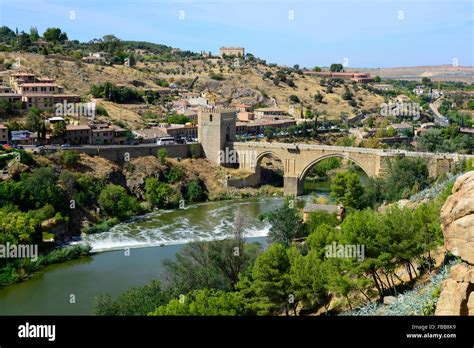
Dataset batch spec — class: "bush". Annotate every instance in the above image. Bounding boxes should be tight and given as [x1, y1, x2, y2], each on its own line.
[157, 148, 167, 164]
[166, 166, 185, 183]
[57, 150, 80, 166]
[98, 184, 141, 220]
[289, 95, 300, 103]
[83, 218, 120, 234]
[184, 180, 206, 202]
[95, 105, 108, 116]
[145, 178, 177, 208]
[94, 280, 171, 316]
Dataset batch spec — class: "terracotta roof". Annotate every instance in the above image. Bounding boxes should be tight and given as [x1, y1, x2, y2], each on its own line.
[255, 108, 287, 112]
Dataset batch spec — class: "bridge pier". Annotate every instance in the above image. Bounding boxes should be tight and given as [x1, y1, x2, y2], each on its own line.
[283, 176, 304, 196]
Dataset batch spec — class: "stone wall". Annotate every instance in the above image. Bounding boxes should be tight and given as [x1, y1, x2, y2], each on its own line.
[43, 144, 203, 164]
[226, 172, 260, 189]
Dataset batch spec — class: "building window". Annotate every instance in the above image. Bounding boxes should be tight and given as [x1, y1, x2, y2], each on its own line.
[209, 115, 213, 122]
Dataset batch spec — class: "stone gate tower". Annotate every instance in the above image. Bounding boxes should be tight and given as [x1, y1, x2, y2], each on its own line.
[197, 106, 237, 165]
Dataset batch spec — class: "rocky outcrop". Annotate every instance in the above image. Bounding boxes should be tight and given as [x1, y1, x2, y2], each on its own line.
[440, 171, 474, 264]
[124, 156, 166, 199]
[435, 171, 474, 316]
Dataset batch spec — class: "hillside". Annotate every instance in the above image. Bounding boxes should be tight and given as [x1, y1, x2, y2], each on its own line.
[0, 52, 385, 128]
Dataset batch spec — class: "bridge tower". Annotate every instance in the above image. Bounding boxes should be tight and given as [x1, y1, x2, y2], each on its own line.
[197, 106, 237, 165]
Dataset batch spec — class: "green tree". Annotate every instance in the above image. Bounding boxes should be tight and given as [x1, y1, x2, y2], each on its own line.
[29, 26, 39, 41]
[287, 246, 329, 313]
[93, 280, 171, 316]
[52, 121, 66, 138]
[163, 213, 261, 295]
[98, 184, 141, 220]
[166, 114, 190, 124]
[43, 27, 68, 42]
[267, 200, 306, 247]
[144, 178, 176, 208]
[25, 107, 43, 133]
[0, 99, 12, 117]
[165, 166, 184, 183]
[330, 63, 344, 72]
[150, 288, 246, 316]
[330, 172, 365, 209]
[0, 209, 39, 245]
[383, 157, 429, 201]
[21, 167, 66, 211]
[184, 180, 205, 202]
[238, 243, 291, 315]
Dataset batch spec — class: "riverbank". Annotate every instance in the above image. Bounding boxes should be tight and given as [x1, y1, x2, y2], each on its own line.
[0, 244, 91, 288]
[0, 195, 279, 314]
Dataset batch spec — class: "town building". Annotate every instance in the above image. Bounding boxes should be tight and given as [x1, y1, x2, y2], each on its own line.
[82, 56, 106, 65]
[132, 127, 168, 143]
[8, 72, 81, 111]
[22, 93, 81, 110]
[90, 124, 118, 145]
[0, 85, 13, 93]
[390, 122, 413, 135]
[254, 108, 290, 119]
[65, 124, 91, 145]
[113, 128, 128, 145]
[91, 51, 111, 59]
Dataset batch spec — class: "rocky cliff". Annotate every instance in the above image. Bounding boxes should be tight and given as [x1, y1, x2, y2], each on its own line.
[435, 171, 474, 315]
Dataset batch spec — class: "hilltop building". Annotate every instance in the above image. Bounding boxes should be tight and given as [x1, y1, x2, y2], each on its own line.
[219, 47, 245, 57]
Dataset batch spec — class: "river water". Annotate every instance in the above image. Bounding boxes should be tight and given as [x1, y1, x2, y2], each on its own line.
[0, 196, 298, 315]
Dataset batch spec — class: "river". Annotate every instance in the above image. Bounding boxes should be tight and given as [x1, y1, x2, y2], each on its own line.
[0, 196, 302, 315]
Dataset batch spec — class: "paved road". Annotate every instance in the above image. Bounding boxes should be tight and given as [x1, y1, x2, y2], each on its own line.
[429, 97, 449, 126]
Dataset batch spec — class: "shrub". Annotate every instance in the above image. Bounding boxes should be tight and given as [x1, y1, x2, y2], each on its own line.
[157, 148, 167, 164]
[98, 184, 141, 220]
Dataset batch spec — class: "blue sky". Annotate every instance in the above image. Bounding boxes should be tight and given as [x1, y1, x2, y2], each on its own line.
[0, 0, 473, 68]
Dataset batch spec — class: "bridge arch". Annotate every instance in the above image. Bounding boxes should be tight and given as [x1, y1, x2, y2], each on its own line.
[255, 150, 284, 166]
[299, 153, 371, 182]
[254, 150, 284, 186]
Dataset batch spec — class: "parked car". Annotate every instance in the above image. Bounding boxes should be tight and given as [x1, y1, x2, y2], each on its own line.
[61, 143, 71, 148]
[156, 137, 175, 145]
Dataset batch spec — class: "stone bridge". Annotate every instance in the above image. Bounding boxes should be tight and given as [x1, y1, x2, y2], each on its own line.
[232, 141, 473, 196]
